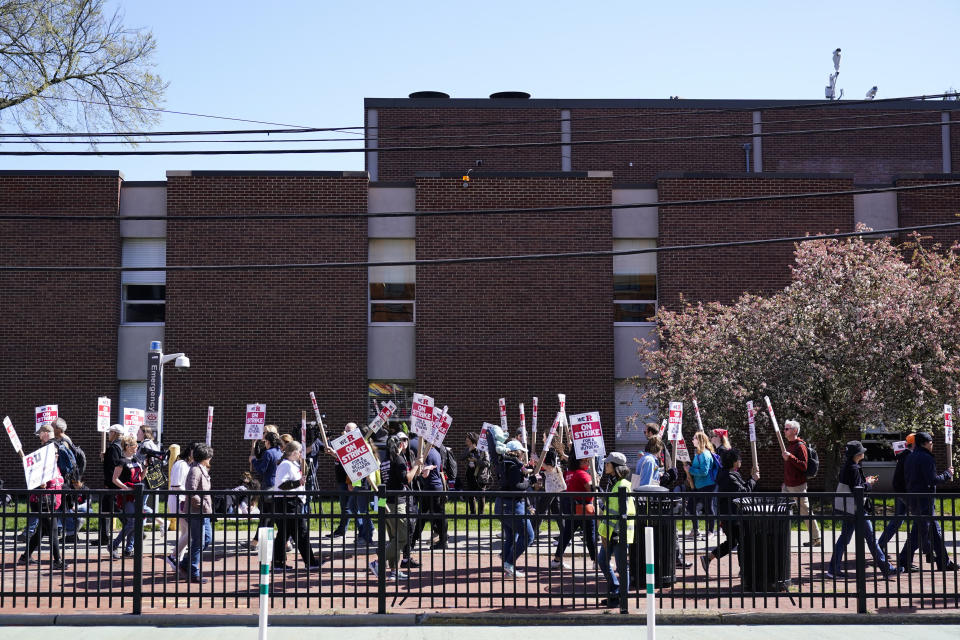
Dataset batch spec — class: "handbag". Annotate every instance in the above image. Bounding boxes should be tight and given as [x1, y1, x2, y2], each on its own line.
[833, 481, 853, 514]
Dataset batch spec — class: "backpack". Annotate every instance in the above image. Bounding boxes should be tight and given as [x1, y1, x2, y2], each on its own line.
[708, 451, 721, 484]
[803, 440, 819, 479]
[71, 442, 87, 478]
[475, 453, 492, 487]
[442, 446, 458, 484]
[55, 441, 77, 479]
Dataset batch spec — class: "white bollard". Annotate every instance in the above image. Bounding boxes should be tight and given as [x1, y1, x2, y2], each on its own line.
[258, 526, 275, 640]
[645, 526, 656, 640]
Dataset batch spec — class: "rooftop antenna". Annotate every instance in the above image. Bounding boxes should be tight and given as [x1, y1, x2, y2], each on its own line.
[825, 48, 843, 100]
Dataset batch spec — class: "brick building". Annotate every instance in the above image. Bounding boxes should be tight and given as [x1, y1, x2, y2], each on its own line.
[1, 94, 958, 488]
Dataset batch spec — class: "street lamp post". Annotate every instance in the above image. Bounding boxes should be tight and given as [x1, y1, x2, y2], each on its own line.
[145, 340, 190, 445]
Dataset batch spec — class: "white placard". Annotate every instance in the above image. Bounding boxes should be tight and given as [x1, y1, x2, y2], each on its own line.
[35, 404, 58, 433]
[367, 400, 398, 434]
[478, 422, 495, 453]
[428, 405, 452, 447]
[658, 419, 667, 438]
[244, 403, 266, 440]
[892, 440, 907, 455]
[746, 400, 757, 442]
[123, 408, 144, 437]
[764, 396, 780, 432]
[675, 437, 691, 463]
[97, 397, 112, 432]
[558, 393, 568, 428]
[945, 404, 954, 445]
[531, 397, 539, 445]
[543, 412, 562, 452]
[411, 393, 435, 438]
[4, 416, 23, 455]
[693, 396, 705, 432]
[206, 406, 214, 446]
[519, 403, 527, 447]
[498, 398, 508, 432]
[667, 401, 683, 441]
[569, 411, 606, 459]
[23, 442, 58, 490]
[330, 429, 379, 483]
[301, 413, 307, 448]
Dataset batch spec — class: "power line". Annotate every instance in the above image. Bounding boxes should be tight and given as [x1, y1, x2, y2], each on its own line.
[3, 220, 957, 272]
[2, 180, 957, 222]
[0, 117, 952, 156]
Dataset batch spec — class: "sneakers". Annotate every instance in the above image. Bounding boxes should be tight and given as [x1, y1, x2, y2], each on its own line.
[165, 554, 179, 571]
[503, 563, 525, 577]
[110, 548, 122, 560]
[825, 568, 841, 579]
[550, 558, 571, 570]
[400, 557, 420, 568]
[943, 561, 959, 572]
[326, 529, 345, 538]
[17, 554, 30, 565]
[392, 569, 409, 580]
[803, 539, 822, 547]
[700, 554, 712, 572]
[369, 560, 379, 578]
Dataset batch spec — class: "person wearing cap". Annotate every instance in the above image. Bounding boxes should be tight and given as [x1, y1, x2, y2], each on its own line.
[19, 422, 65, 569]
[94, 424, 126, 545]
[827, 441, 894, 578]
[597, 452, 635, 606]
[701, 447, 759, 574]
[369, 430, 421, 581]
[877, 434, 921, 553]
[486, 428, 534, 577]
[898, 431, 957, 572]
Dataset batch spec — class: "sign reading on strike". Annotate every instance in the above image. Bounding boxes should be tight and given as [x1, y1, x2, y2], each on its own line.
[945, 404, 954, 445]
[675, 437, 691, 463]
[411, 393, 435, 438]
[368, 400, 397, 434]
[97, 397, 111, 432]
[4, 416, 23, 455]
[569, 411, 606, 460]
[746, 401, 757, 442]
[23, 442, 58, 490]
[35, 405, 58, 433]
[428, 405, 452, 447]
[123, 408, 144, 437]
[658, 419, 667, 438]
[667, 401, 683, 442]
[244, 403, 266, 440]
[478, 422, 496, 453]
[330, 429, 379, 483]
[892, 440, 908, 455]
[498, 398, 508, 431]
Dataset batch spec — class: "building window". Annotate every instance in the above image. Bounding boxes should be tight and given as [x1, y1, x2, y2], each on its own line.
[369, 239, 415, 324]
[122, 238, 166, 325]
[613, 239, 657, 324]
[368, 380, 415, 431]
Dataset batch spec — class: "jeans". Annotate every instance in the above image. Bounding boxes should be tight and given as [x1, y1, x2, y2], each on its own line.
[181, 515, 206, 578]
[497, 497, 534, 565]
[554, 497, 598, 562]
[899, 510, 950, 569]
[355, 493, 374, 542]
[63, 502, 91, 535]
[335, 484, 357, 532]
[828, 517, 891, 574]
[598, 537, 629, 595]
[112, 499, 137, 553]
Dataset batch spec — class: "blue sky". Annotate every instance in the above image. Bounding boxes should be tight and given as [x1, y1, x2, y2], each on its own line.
[2, 0, 958, 180]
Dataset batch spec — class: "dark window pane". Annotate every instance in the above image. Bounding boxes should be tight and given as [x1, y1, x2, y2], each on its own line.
[614, 302, 656, 323]
[125, 284, 166, 301]
[371, 303, 414, 323]
[125, 303, 165, 323]
[370, 282, 415, 300]
[613, 274, 656, 300]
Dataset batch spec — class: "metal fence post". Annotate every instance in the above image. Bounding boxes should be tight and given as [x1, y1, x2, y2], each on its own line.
[618, 486, 629, 614]
[377, 484, 387, 615]
[852, 485, 868, 614]
[133, 485, 144, 615]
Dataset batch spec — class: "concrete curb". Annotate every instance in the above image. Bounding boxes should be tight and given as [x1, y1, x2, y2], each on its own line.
[1, 611, 960, 627]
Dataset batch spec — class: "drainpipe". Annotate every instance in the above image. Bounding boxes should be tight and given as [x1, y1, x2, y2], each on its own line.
[742, 143, 753, 173]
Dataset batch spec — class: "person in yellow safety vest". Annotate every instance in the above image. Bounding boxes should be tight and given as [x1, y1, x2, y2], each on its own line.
[597, 451, 635, 607]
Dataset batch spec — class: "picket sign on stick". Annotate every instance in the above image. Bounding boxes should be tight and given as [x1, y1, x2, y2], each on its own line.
[330, 429, 380, 484]
[411, 393, 435, 441]
[301, 411, 308, 475]
[308, 392, 330, 450]
[35, 404, 58, 433]
[764, 396, 787, 454]
[123, 408, 145, 438]
[97, 397, 112, 432]
[746, 401, 759, 472]
[3, 416, 24, 458]
[206, 406, 214, 447]
[367, 400, 397, 436]
[945, 404, 954, 467]
[419, 404, 449, 465]
[558, 393, 569, 446]
[532, 412, 563, 476]
[23, 442, 58, 490]
[692, 396, 705, 432]
[531, 397, 539, 450]
[244, 404, 266, 440]
[478, 422, 495, 454]
[658, 419, 667, 439]
[519, 403, 527, 449]
[498, 397, 508, 432]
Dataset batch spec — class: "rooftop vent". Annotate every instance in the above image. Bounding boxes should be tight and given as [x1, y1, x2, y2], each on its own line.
[489, 91, 531, 100]
[408, 91, 450, 99]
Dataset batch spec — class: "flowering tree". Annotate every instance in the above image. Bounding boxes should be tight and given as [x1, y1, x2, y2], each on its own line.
[636, 231, 960, 484]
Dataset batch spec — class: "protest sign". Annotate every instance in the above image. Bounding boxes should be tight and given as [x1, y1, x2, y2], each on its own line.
[569, 411, 606, 460]
[945, 404, 954, 445]
[97, 397, 111, 432]
[498, 398, 508, 432]
[206, 406, 214, 446]
[123, 408, 144, 437]
[244, 403, 266, 440]
[531, 396, 539, 447]
[746, 400, 759, 471]
[330, 429, 379, 484]
[892, 440, 907, 455]
[23, 442, 58, 490]
[532, 412, 564, 475]
[428, 405, 452, 447]
[411, 393, 435, 438]
[478, 422, 495, 453]
[763, 395, 787, 453]
[692, 396, 705, 432]
[4, 416, 23, 456]
[519, 403, 527, 448]
[675, 437, 691, 463]
[658, 419, 667, 438]
[367, 400, 397, 435]
[35, 405, 57, 432]
[308, 392, 329, 449]
[667, 401, 683, 441]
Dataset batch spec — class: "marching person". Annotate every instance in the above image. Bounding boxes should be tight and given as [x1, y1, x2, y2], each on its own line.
[109, 435, 144, 560]
[95, 424, 125, 545]
[597, 452, 635, 607]
[635, 436, 665, 486]
[327, 423, 364, 539]
[369, 431, 422, 580]
[551, 454, 598, 570]
[701, 447, 759, 573]
[827, 441, 894, 578]
[781, 419, 821, 547]
[461, 432, 490, 515]
[246, 430, 282, 552]
[686, 431, 718, 539]
[897, 432, 957, 572]
[272, 441, 321, 571]
[19, 423, 65, 568]
[409, 433, 448, 550]
[486, 429, 535, 576]
[181, 443, 214, 583]
[877, 434, 918, 553]
[165, 444, 193, 571]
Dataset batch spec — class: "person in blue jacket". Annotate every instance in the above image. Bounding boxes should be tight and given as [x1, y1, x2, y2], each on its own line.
[686, 431, 718, 538]
[897, 431, 956, 572]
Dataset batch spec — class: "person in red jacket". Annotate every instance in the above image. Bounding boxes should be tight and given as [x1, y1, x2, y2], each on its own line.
[781, 419, 820, 546]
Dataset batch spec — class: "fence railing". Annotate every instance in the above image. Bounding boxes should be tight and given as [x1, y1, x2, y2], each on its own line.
[0, 487, 957, 614]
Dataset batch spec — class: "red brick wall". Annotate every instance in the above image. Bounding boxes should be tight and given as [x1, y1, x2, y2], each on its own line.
[657, 175, 855, 310]
[414, 175, 616, 459]
[0, 172, 121, 488]
[896, 176, 960, 248]
[163, 173, 368, 488]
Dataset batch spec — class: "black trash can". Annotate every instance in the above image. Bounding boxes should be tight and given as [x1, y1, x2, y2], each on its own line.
[630, 490, 681, 589]
[735, 496, 792, 592]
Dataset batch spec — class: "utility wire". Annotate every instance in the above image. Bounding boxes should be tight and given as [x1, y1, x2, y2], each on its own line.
[2, 180, 957, 222]
[0, 118, 952, 156]
[3, 220, 958, 272]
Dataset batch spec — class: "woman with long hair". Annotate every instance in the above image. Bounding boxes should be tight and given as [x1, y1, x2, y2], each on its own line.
[272, 441, 321, 571]
[686, 431, 718, 539]
[165, 443, 193, 571]
[597, 452, 635, 606]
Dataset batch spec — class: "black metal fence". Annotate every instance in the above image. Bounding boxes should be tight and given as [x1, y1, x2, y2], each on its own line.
[0, 487, 957, 614]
